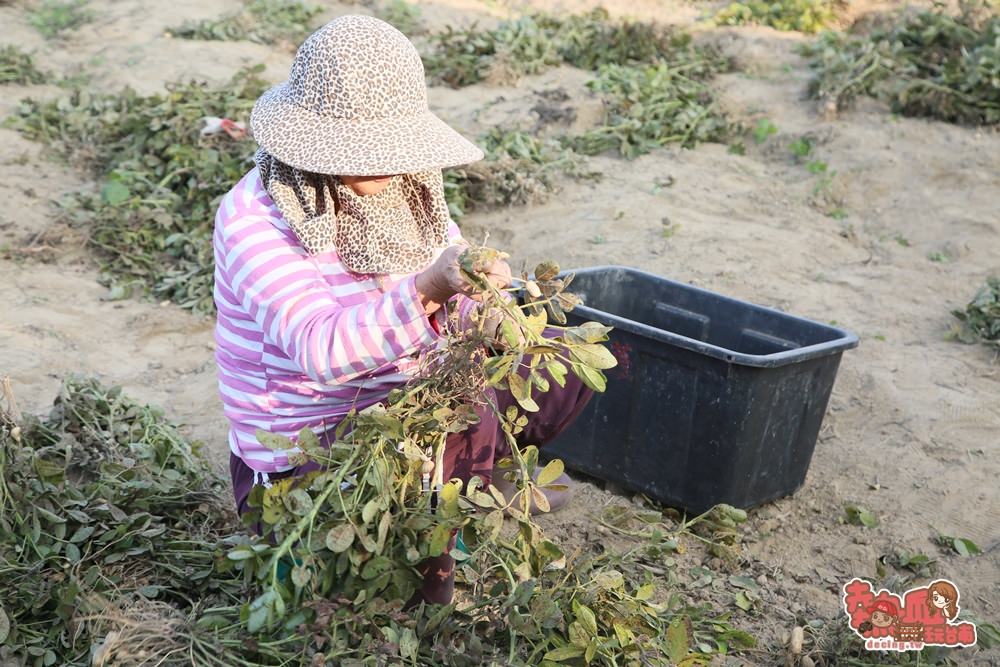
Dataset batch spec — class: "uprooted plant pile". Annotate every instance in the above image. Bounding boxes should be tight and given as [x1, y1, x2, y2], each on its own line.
[0, 45, 48, 85]
[0, 376, 244, 665]
[0, 252, 757, 666]
[712, 0, 841, 34]
[951, 276, 1000, 349]
[7, 66, 269, 313]
[803, 5, 1000, 125]
[166, 0, 322, 46]
[443, 128, 596, 217]
[425, 8, 734, 157]
[569, 57, 732, 157]
[423, 8, 697, 87]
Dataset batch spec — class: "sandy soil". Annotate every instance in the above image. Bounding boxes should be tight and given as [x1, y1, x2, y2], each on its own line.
[1, 0, 997, 663]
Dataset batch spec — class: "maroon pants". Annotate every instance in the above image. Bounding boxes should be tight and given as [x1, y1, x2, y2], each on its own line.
[230, 359, 593, 604]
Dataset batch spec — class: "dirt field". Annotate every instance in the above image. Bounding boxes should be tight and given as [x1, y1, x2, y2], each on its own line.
[1, 0, 998, 663]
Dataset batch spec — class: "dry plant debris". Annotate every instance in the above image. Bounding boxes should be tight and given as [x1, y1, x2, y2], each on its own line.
[803, 5, 1000, 125]
[166, 0, 322, 46]
[0, 45, 48, 85]
[951, 276, 1000, 349]
[713, 0, 840, 34]
[0, 254, 757, 665]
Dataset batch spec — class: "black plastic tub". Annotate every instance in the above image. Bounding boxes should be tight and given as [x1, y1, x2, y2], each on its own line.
[543, 266, 859, 513]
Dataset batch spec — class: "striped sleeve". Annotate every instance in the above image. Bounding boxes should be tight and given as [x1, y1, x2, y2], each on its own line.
[219, 212, 440, 385]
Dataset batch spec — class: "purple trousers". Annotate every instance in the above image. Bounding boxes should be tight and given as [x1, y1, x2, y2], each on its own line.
[230, 358, 593, 605]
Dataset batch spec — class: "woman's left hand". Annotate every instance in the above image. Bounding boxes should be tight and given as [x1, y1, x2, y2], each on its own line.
[481, 306, 526, 349]
[468, 255, 512, 299]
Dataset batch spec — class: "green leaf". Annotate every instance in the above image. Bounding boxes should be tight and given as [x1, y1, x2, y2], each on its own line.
[666, 616, 690, 662]
[246, 592, 276, 634]
[283, 488, 313, 516]
[399, 627, 419, 660]
[0, 607, 10, 644]
[428, 524, 452, 556]
[517, 395, 540, 412]
[735, 591, 754, 611]
[845, 504, 878, 528]
[227, 546, 257, 561]
[613, 621, 635, 650]
[593, 570, 624, 590]
[361, 555, 391, 580]
[530, 370, 550, 393]
[296, 427, 321, 452]
[564, 322, 613, 344]
[570, 343, 618, 370]
[325, 524, 354, 553]
[953, 537, 981, 556]
[574, 601, 598, 636]
[543, 645, 585, 662]
[500, 320, 521, 348]
[255, 429, 293, 451]
[101, 180, 130, 206]
[508, 371, 529, 400]
[728, 575, 760, 591]
[536, 459, 564, 486]
[291, 564, 311, 589]
[362, 499, 379, 524]
[482, 509, 504, 540]
[573, 363, 607, 392]
[69, 525, 96, 543]
[546, 360, 568, 387]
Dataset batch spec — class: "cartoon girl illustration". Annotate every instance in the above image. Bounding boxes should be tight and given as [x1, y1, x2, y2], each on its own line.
[925, 580, 960, 622]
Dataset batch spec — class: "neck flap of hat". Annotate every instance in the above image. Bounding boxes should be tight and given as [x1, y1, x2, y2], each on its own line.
[255, 149, 450, 275]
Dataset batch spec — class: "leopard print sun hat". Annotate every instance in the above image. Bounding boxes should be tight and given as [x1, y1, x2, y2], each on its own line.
[250, 14, 484, 175]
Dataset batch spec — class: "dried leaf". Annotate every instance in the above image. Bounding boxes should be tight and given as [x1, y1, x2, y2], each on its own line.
[325, 524, 354, 553]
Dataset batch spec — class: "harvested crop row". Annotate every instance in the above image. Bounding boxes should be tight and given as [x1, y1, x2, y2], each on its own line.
[424, 8, 726, 87]
[424, 9, 735, 157]
[712, 0, 841, 34]
[166, 0, 322, 46]
[803, 6, 1000, 125]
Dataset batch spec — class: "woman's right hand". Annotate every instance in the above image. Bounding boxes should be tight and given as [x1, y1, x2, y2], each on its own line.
[415, 244, 512, 308]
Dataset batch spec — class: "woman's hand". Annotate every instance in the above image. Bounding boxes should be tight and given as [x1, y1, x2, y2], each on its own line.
[415, 244, 512, 311]
[481, 305, 526, 349]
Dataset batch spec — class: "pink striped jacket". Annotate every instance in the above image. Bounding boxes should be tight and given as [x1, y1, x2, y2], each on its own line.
[213, 168, 474, 472]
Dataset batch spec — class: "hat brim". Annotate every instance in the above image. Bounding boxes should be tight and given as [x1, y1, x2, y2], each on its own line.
[250, 83, 485, 176]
